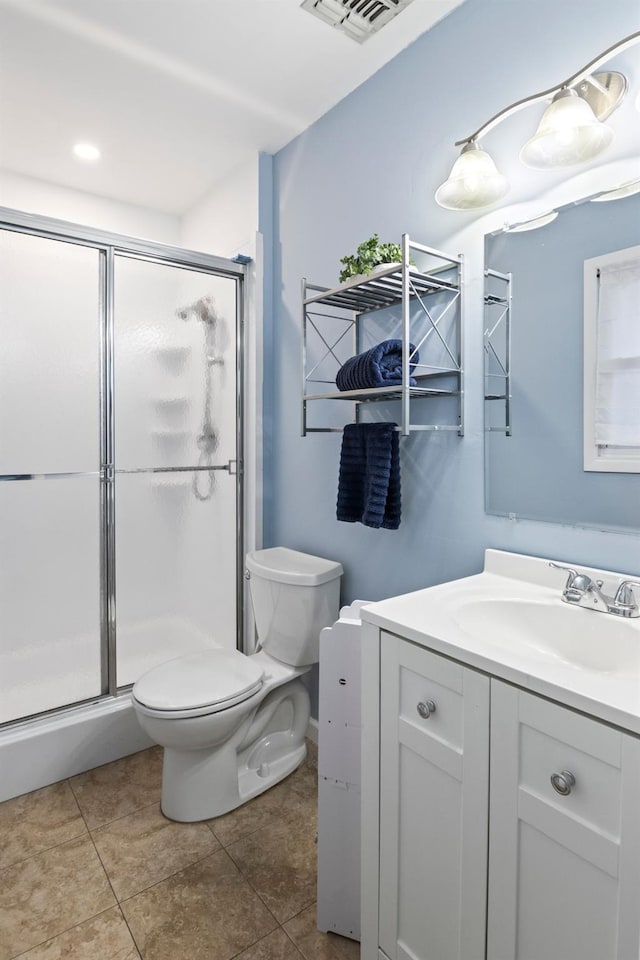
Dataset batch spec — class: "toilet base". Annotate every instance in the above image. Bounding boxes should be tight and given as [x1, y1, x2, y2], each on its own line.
[161, 735, 307, 822]
[160, 678, 310, 822]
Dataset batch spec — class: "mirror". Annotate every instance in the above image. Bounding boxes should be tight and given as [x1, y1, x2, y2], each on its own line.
[484, 189, 640, 531]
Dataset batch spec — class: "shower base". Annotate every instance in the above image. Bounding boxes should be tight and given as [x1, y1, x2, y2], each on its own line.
[0, 617, 228, 802]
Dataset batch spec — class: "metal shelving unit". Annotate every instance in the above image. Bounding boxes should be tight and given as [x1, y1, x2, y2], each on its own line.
[301, 235, 464, 437]
[484, 267, 512, 435]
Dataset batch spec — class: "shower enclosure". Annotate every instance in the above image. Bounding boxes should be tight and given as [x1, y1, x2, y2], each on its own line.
[0, 209, 246, 732]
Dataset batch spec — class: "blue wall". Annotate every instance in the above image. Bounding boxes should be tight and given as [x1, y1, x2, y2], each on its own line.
[266, 0, 640, 609]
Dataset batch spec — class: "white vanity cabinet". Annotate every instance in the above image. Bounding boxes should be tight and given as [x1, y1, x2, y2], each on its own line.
[362, 626, 640, 960]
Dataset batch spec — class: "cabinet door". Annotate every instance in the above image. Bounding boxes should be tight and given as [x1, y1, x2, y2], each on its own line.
[488, 681, 640, 960]
[379, 633, 490, 960]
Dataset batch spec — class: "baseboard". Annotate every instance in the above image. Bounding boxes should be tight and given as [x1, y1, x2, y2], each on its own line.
[306, 716, 318, 745]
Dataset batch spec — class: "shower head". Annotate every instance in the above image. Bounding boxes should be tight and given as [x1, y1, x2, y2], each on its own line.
[176, 296, 218, 325]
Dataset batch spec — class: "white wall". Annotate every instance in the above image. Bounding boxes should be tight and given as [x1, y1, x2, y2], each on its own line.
[0, 170, 179, 242]
[179, 157, 258, 258]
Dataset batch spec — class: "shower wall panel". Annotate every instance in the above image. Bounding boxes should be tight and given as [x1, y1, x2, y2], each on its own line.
[113, 256, 239, 682]
[115, 470, 237, 685]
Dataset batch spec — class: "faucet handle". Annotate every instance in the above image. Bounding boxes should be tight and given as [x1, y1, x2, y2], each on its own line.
[549, 562, 580, 585]
[614, 580, 640, 607]
[549, 562, 595, 598]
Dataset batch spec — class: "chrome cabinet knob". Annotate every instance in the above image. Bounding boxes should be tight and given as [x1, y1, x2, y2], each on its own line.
[550, 770, 576, 796]
[417, 700, 436, 719]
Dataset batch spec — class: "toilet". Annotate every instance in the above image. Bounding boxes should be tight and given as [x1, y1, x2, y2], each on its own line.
[132, 547, 343, 822]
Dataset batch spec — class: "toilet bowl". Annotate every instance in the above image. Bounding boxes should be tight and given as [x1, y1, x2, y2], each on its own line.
[132, 547, 343, 822]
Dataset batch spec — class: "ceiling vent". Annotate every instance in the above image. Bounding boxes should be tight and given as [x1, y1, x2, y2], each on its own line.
[300, 0, 416, 43]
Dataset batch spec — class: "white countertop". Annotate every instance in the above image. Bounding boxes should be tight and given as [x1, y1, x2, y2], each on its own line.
[361, 549, 640, 735]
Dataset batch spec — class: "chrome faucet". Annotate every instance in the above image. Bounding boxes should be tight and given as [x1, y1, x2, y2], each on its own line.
[549, 563, 640, 618]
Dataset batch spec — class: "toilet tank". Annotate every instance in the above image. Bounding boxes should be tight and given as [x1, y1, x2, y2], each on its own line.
[246, 547, 343, 666]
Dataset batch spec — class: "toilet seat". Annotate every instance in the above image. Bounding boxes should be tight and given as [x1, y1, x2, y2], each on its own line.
[132, 649, 264, 719]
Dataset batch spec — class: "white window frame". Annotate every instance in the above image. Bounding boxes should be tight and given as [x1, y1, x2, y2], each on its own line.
[584, 244, 640, 473]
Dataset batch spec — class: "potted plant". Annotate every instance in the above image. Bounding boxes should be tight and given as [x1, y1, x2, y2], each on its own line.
[339, 234, 409, 284]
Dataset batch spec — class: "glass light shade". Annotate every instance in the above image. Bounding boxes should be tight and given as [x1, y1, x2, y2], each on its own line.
[520, 90, 613, 169]
[435, 143, 509, 210]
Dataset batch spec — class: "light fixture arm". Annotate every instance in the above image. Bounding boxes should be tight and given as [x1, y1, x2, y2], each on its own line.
[454, 30, 640, 147]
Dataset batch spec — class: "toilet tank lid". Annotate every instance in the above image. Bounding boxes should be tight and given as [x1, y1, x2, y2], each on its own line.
[246, 547, 343, 586]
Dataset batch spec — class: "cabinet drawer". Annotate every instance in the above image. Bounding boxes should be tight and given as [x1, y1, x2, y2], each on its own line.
[382, 631, 464, 755]
[517, 692, 622, 839]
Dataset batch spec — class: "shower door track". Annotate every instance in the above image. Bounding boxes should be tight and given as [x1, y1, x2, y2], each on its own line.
[0, 207, 247, 726]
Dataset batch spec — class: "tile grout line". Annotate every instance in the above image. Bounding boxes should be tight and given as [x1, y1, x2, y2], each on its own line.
[67, 769, 165, 833]
[280, 922, 310, 960]
[0, 779, 91, 875]
[88, 797, 165, 836]
[7, 905, 129, 960]
[116, 845, 230, 907]
[223, 831, 316, 929]
[222, 834, 284, 924]
[69, 779, 142, 952]
[225, 924, 304, 960]
[206, 813, 282, 850]
[86, 826, 146, 959]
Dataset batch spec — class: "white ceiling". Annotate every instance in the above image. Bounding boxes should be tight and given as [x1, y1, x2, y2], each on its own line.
[0, 0, 463, 214]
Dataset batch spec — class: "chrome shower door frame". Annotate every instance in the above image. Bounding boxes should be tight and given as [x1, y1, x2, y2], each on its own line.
[0, 207, 247, 722]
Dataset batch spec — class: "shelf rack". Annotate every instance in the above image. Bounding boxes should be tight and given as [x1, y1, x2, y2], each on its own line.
[484, 267, 512, 436]
[301, 235, 464, 437]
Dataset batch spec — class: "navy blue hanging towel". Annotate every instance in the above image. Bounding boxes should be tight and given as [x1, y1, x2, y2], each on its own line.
[336, 422, 401, 530]
[336, 339, 419, 392]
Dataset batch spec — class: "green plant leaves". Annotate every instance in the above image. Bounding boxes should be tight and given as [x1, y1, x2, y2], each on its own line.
[338, 234, 404, 283]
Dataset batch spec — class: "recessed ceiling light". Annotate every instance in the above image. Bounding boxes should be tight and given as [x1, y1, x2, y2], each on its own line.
[73, 143, 101, 161]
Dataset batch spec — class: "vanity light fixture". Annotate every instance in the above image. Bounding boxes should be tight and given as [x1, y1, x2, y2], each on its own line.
[436, 30, 639, 211]
[73, 142, 101, 161]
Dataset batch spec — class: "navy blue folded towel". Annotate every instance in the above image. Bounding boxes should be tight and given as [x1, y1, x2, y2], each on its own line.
[337, 422, 401, 530]
[336, 339, 419, 392]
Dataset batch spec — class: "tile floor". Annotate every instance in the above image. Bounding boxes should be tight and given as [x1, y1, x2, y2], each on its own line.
[0, 740, 359, 960]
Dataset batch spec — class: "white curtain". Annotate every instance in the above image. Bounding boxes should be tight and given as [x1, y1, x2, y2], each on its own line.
[594, 254, 640, 447]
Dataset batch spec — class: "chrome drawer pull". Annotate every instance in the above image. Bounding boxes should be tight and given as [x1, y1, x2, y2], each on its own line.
[417, 700, 436, 719]
[550, 770, 576, 796]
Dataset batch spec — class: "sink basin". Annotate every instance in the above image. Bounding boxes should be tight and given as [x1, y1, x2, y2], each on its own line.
[452, 597, 640, 675]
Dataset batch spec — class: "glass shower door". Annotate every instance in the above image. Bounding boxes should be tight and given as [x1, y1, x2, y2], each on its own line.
[113, 254, 239, 687]
[0, 229, 102, 723]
